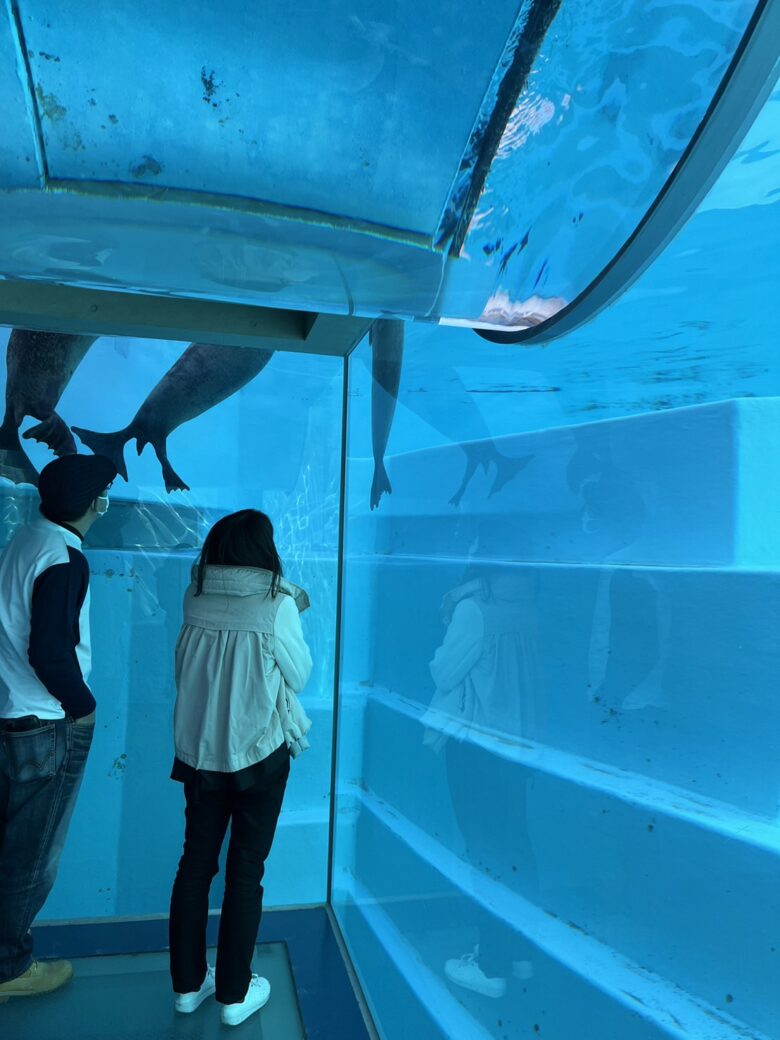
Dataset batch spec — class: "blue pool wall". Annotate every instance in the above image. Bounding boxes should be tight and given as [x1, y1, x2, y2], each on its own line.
[332, 85, 780, 1040]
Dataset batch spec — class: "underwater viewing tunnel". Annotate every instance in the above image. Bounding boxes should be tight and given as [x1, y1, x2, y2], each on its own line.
[0, 2, 779, 1038]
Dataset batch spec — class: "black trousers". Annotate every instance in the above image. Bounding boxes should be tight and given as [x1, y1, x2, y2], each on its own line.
[445, 738, 538, 978]
[169, 747, 290, 1004]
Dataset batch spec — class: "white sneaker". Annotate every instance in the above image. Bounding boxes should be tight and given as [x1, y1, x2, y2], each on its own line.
[445, 952, 507, 999]
[174, 965, 216, 1013]
[221, 975, 271, 1027]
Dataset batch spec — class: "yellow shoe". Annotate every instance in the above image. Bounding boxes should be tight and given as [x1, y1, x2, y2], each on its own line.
[0, 960, 73, 1001]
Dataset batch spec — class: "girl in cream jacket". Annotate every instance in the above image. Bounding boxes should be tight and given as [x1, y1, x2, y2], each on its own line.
[169, 509, 312, 1027]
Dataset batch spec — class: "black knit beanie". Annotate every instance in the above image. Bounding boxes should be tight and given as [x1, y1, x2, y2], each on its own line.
[38, 455, 118, 522]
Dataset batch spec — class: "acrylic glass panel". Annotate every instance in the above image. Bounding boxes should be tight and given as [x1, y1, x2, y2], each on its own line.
[437, 0, 759, 326]
[0, 1, 765, 329]
[0, 330, 343, 917]
[331, 82, 780, 1040]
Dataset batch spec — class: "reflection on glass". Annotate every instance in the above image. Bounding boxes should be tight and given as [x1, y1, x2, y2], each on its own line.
[568, 446, 669, 716]
[332, 83, 780, 1037]
[425, 564, 539, 748]
[424, 559, 540, 1001]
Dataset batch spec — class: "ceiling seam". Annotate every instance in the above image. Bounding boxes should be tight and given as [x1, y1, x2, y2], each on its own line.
[5, 0, 50, 185]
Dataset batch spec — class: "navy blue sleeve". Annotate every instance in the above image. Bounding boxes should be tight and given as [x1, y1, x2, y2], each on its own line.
[28, 549, 96, 719]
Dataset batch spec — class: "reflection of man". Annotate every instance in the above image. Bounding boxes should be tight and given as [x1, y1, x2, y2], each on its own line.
[568, 446, 668, 713]
[0, 454, 116, 1000]
[423, 568, 539, 1000]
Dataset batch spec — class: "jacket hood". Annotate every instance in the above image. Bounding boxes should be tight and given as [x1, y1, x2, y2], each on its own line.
[191, 565, 310, 612]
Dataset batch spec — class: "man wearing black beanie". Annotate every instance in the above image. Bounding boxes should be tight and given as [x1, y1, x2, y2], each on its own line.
[0, 453, 117, 1000]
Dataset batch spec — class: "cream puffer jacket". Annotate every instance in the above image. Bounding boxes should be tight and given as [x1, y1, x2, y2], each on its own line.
[173, 565, 313, 773]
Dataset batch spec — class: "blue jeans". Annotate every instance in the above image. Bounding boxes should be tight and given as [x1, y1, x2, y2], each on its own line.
[0, 714, 95, 983]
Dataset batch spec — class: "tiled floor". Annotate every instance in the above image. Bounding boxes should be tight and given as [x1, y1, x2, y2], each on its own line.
[2, 944, 305, 1040]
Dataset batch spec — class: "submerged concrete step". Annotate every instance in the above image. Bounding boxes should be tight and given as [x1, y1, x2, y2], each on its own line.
[344, 687, 780, 1035]
[335, 790, 773, 1040]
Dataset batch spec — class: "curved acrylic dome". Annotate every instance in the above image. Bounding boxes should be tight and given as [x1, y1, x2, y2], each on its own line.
[440, 0, 778, 335]
[0, 0, 776, 338]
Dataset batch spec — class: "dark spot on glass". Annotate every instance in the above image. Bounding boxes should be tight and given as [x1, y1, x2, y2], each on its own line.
[129, 155, 164, 179]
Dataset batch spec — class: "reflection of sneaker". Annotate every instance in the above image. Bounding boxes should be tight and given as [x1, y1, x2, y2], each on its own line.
[175, 965, 216, 1013]
[0, 960, 73, 1001]
[445, 952, 507, 999]
[221, 975, 271, 1026]
[513, 960, 534, 981]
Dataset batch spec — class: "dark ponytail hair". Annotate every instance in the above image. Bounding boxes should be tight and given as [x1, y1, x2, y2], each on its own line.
[195, 510, 283, 597]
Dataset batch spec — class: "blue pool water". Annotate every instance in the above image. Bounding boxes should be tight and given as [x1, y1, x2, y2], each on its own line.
[0, 339, 343, 915]
[330, 82, 780, 1040]
[0, 11, 777, 1040]
[0, 2, 769, 325]
[441, 0, 758, 324]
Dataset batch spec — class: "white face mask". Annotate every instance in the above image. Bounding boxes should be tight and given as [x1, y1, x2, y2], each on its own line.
[95, 493, 110, 517]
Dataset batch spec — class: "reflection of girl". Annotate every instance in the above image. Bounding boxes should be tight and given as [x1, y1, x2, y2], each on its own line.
[168, 511, 312, 1027]
[424, 570, 539, 748]
[423, 569, 540, 1000]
